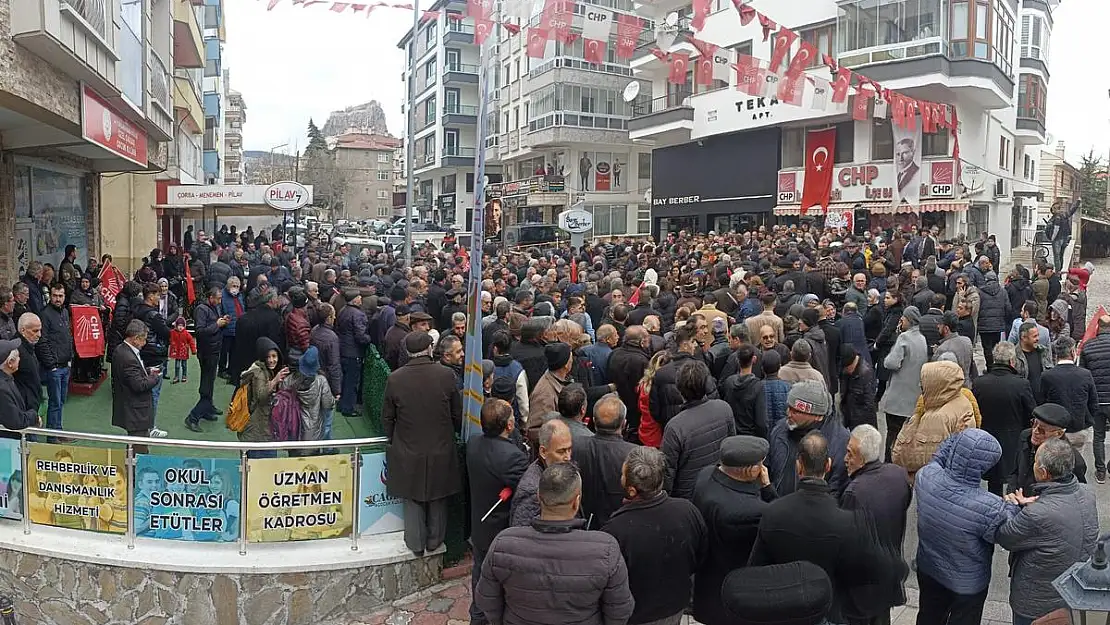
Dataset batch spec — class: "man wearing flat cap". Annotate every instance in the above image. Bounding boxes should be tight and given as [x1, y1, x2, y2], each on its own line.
[382, 331, 463, 556]
[766, 381, 850, 497]
[1012, 403, 1087, 495]
[691, 435, 777, 625]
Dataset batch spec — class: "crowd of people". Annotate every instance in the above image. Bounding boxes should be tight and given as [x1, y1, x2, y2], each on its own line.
[0, 217, 1105, 625]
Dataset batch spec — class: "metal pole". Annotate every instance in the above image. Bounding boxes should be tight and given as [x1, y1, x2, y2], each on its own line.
[350, 447, 361, 551]
[238, 449, 248, 555]
[20, 435, 29, 535]
[126, 445, 135, 550]
[403, 0, 419, 269]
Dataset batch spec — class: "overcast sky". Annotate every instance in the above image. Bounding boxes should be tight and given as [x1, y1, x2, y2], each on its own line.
[228, 0, 1108, 164]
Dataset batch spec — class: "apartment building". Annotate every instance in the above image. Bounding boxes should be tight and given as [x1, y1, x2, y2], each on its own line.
[202, 0, 227, 185]
[225, 87, 246, 184]
[331, 133, 404, 220]
[1038, 140, 1079, 218]
[631, 0, 1058, 266]
[2, 0, 174, 282]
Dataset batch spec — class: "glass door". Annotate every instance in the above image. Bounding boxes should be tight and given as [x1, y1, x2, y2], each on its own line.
[445, 49, 461, 72]
[444, 130, 459, 156]
[444, 89, 460, 115]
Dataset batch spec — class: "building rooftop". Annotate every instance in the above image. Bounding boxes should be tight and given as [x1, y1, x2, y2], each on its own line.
[333, 132, 403, 151]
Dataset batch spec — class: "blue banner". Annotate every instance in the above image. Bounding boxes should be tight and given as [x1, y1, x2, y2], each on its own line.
[134, 455, 241, 542]
[0, 439, 20, 520]
[358, 452, 404, 535]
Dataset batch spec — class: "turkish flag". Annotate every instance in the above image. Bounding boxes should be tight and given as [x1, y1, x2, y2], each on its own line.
[691, 0, 711, 31]
[768, 26, 797, 72]
[922, 101, 936, 133]
[474, 18, 493, 44]
[830, 67, 852, 103]
[526, 27, 548, 58]
[758, 13, 776, 41]
[668, 52, 690, 85]
[734, 1, 756, 25]
[584, 38, 606, 64]
[690, 38, 717, 86]
[799, 128, 837, 215]
[467, 0, 491, 19]
[783, 40, 817, 80]
[502, 22, 521, 35]
[71, 305, 105, 359]
[615, 14, 642, 59]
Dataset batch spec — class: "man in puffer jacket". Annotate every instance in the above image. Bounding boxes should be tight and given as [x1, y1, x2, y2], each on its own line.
[1080, 315, 1110, 482]
[977, 271, 1011, 369]
[892, 361, 976, 480]
[914, 429, 1010, 625]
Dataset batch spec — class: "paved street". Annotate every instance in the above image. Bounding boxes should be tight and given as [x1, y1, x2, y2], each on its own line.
[344, 256, 1110, 625]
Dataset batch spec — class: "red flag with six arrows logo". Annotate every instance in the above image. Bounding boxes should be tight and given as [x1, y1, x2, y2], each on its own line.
[799, 128, 837, 215]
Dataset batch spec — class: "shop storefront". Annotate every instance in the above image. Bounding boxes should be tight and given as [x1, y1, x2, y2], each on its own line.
[773, 159, 969, 236]
[12, 162, 92, 275]
[651, 128, 779, 237]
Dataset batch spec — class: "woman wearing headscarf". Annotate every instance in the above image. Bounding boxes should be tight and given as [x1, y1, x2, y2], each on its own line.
[239, 337, 289, 456]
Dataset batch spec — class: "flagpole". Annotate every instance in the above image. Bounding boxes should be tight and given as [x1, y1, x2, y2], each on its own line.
[460, 13, 494, 441]
[403, 0, 419, 269]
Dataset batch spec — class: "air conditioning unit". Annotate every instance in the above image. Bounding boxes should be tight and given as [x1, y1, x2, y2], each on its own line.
[994, 178, 1007, 197]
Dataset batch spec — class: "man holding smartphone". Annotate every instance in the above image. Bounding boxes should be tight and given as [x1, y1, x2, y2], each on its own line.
[187, 287, 229, 432]
[112, 320, 162, 452]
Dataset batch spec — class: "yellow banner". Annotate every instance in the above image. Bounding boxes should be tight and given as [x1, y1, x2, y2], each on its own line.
[27, 443, 128, 534]
[245, 454, 353, 542]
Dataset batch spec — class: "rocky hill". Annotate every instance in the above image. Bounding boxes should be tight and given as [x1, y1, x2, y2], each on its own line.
[321, 101, 392, 138]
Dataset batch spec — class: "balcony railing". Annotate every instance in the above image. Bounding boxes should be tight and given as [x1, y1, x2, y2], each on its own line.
[837, 0, 949, 68]
[64, 0, 109, 39]
[444, 104, 479, 116]
[446, 22, 474, 34]
[150, 49, 172, 113]
[446, 63, 479, 75]
[442, 146, 476, 158]
[632, 89, 693, 117]
[1017, 104, 1046, 124]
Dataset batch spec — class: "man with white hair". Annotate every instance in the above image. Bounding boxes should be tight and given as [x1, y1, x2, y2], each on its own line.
[13, 313, 42, 419]
[0, 338, 40, 430]
[841, 424, 912, 561]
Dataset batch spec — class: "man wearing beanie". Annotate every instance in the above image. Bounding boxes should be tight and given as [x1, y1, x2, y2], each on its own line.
[383, 330, 463, 556]
[283, 286, 311, 365]
[766, 381, 849, 497]
[691, 436, 777, 625]
[750, 430, 863, 625]
[878, 305, 927, 462]
[527, 342, 574, 444]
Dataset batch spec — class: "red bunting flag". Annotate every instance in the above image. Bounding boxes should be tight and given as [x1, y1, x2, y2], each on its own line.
[758, 13, 777, 41]
[768, 26, 796, 72]
[822, 54, 838, 72]
[474, 18, 493, 43]
[615, 14, 642, 59]
[467, 0, 491, 18]
[184, 254, 196, 305]
[446, 12, 464, 20]
[541, 0, 574, 43]
[651, 48, 670, 62]
[503, 22, 520, 35]
[922, 102, 936, 133]
[904, 99, 918, 130]
[581, 8, 613, 64]
[890, 94, 905, 127]
[733, 1, 756, 25]
[951, 106, 962, 185]
[776, 74, 805, 106]
[830, 66, 852, 103]
[97, 261, 125, 310]
[783, 40, 817, 81]
[526, 27, 548, 57]
[852, 88, 872, 121]
[690, 38, 718, 86]
[330, 2, 349, 11]
[691, 0, 711, 31]
[735, 54, 765, 97]
[668, 52, 690, 85]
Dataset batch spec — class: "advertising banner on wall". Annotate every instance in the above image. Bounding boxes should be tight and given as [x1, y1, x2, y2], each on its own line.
[0, 439, 22, 520]
[776, 160, 957, 206]
[245, 455, 353, 542]
[27, 443, 127, 533]
[358, 452, 404, 535]
[134, 455, 241, 542]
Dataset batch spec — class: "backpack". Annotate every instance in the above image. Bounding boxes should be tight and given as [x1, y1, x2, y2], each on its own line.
[226, 384, 250, 433]
[271, 388, 302, 442]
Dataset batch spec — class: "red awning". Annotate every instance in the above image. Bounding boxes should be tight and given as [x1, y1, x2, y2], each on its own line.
[773, 200, 968, 215]
[772, 202, 888, 216]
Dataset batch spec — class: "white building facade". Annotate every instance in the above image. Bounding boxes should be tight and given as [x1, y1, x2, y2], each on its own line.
[631, 0, 1058, 265]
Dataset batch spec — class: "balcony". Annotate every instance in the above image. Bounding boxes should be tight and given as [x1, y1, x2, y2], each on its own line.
[174, 0, 205, 68]
[442, 145, 476, 167]
[837, 0, 1014, 110]
[628, 90, 694, 146]
[1016, 106, 1047, 146]
[444, 22, 474, 45]
[11, 0, 122, 100]
[443, 104, 479, 125]
[173, 74, 204, 134]
[444, 63, 480, 85]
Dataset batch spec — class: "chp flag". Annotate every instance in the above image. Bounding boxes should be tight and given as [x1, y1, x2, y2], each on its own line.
[614, 13, 642, 59]
[97, 260, 126, 310]
[71, 305, 104, 358]
[581, 8, 612, 65]
[799, 127, 837, 215]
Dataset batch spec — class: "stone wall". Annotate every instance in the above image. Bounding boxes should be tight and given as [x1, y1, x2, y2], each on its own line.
[0, 548, 442, 625]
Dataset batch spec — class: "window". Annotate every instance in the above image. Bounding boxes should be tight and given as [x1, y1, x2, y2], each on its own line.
[799, 24, 836, 69]
[205, 57, 220, 77]
[377, 171, 390, 180]
[637, 203, 651, 234]
[872, 119, 948, 159]
[466, 173, 475, 193]
[1018, 74, 1047, 123]
[514, 59, 520, 82]
[998, 136, 1010, 170]
[950, 0, 1013, 74]
[588, 204, 628, 236]
[424, 19, 437, 45]
[504, 63, 511, 85]
[205, 5, 219, 28]
[378, 152, 390, 163]
[424, 96, 436, 126]
[513, 106, 519, 129]
[840, 0, 942, 51]
[378, 205, 390, 218]
[638, 153, 652, 180]
[424, 59, 437, 86]
[377, 189, 390, 200]
[782, 122, 854, 168]
[442, 174, 457, 194]
[423, 135, 435, 159]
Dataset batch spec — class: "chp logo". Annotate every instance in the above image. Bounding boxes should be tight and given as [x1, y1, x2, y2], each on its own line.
[777, 172, 797, 203]
[75, 310, 102, 342]
[102, 109, 113, 143]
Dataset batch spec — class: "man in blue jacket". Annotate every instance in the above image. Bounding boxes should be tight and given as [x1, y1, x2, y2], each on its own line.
[915, 429, 1010, 625]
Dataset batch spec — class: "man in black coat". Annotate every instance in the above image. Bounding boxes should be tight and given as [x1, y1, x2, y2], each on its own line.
[603, 446, 707, 625]
[510, 318, 549, 391]
[0, 338, 40, 431]
[720, 344, 767, 437]
[1013, 403, 1087, 495]
[691, 436, 777, 625]
[231, 287, 284, 391]
[574, 394, 637, 527]
[607, 326, 651, 442]
[466, 399, 528, 625]
[1041, 336, 1100, 435]
[13, 313, 42, 418]
[1080, 315, 1110, 482]
[111, 320, 161, 452]
[839, 345, 878, 429]
[917, 294, 946, 358]
[37, 283, 74, 434]
[973, 341, 1038, 494]
[187, 287, 229, 431]
[650, 324, 718, 433]
[131, 283, 171, 429]
[749, 430, 868, 625]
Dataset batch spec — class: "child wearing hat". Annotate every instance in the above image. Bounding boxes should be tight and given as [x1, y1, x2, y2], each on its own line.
[168, 316, 196, 384]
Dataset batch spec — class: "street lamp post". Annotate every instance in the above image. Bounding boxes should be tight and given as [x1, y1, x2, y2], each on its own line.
[269, 142, 289, 184]
[1053, 534, 1110, 623]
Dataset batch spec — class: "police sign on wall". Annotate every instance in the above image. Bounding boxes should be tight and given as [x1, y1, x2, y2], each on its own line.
[265, 181, 311, 211]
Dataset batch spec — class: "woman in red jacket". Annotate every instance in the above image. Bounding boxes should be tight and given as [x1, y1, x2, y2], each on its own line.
[636, 350, 673, 447]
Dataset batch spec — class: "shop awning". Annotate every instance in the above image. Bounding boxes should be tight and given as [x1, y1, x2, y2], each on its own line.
[773, 200, 969, 216]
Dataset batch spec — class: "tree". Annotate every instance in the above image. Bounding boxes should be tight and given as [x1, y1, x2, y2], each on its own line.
[1078, 150, 1108, 219]
[301, 119, 349, 220]
[306, 119, 328, 155]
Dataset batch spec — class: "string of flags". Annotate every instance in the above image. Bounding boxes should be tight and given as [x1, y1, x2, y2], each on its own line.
[261, 0, 961, 182]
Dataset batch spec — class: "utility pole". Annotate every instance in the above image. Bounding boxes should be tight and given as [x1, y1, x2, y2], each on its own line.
[402, 0, 419, 268]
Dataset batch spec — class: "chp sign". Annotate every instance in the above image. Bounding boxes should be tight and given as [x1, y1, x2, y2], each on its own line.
[265, 181, 311, 211]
